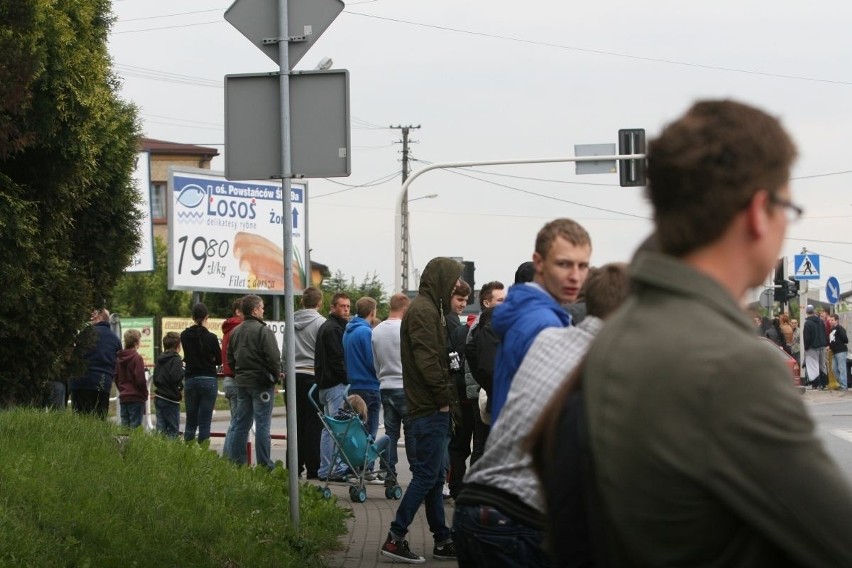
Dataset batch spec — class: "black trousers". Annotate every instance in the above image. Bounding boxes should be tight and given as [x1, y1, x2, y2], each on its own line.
[71, 389, 109, 419]
[295, 373, 323, 478]
[470, 405, 490, 465]
[448, 402, 476, 499]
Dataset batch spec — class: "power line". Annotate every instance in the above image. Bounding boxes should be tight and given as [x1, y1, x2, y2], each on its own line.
[115, 64, 221, 87]
[792, 170, 852, 181]
[344, 11, 852, 87]
[311, 172, 399, 198]
[116, 9, 223, 23]
[112, 20, 223, 34]
[787, 237, 852, 246]
[436, 166, 650, 219]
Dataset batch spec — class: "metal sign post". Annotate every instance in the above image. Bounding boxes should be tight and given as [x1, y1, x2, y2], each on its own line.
[225, 0, 344, 531]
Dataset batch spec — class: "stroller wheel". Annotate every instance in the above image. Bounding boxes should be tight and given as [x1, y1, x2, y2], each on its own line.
[321, 487, 332, 500]
[385, 485, 402, 500]
[349, 486, 367, 503]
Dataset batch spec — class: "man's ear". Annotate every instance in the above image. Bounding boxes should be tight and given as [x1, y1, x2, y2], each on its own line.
[532, 251, 544, 274]
[744, 190, 771, 239]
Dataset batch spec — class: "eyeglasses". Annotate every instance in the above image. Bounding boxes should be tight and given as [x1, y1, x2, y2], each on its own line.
[769, 193, 804, 223]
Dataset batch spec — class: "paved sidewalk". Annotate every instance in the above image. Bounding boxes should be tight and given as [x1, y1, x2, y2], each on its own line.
[313, 479, 455, 568]
[204, 409, 455, 567]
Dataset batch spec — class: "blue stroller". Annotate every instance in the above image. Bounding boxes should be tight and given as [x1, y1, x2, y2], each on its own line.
[308, 384, 402, 503]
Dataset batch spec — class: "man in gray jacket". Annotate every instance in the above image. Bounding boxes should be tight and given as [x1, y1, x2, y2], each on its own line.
[226, 294, 282, 470]
[292, 287, 326, 479]
[580, 100, 852, 566]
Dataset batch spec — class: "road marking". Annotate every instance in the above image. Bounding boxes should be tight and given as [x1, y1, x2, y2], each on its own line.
[824, 429, 852, 443]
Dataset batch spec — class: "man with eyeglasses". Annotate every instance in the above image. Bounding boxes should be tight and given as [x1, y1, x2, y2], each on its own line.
[576, 100, 852, 565]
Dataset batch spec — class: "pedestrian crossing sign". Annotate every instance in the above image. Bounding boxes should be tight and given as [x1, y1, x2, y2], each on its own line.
[793, 254, 820, 280]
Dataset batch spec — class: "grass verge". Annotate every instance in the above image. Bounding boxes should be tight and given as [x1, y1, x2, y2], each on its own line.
[0, 409, 347, 567]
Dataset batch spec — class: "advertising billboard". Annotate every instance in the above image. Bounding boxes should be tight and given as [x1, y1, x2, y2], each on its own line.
[168, 168, 307, 294]
[126, 151, 155, 272]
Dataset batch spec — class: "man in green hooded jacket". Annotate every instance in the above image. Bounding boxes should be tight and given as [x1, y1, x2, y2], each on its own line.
[381, 256, 462, 564]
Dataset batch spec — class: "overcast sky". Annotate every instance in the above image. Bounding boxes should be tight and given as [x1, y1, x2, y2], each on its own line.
[109, 0, 852, 302]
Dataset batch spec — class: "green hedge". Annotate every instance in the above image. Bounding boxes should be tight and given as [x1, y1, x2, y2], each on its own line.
[0, 409, 346, 567]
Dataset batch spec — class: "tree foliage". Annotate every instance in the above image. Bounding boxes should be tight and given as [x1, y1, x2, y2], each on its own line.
[321, 270, 389, 319]
[112, 237, 193, 319]
[0, 0, 141, 405]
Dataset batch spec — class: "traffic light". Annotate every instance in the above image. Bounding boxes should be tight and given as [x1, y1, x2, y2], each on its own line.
[773, 259, 786, 302]
[618, 129, 647, 187]
[462, 260, 475, 305]
[786, 276, 800, 301]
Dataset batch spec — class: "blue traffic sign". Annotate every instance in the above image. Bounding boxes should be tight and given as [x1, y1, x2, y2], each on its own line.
[826, 276, 841, 305]
[793, 254, 820, 280]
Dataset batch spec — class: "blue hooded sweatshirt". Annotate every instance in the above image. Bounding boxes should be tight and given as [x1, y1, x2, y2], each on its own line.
[490, 282, 571, 423]
[343, 316, 379, 391]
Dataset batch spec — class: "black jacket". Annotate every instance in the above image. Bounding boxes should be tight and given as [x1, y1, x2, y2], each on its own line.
[315, 314, 348, 389]
[830, 324, 849, 354]
[180, 324, 221, 378]
[803, 315, 828, 351]
[153, 350, 184, 402]
[465, 307, 499, 398]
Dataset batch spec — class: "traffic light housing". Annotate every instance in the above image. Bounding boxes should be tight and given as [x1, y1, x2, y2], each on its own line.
[773, 259, 786, 302]
[462, 260, 475, 305]
[786, 276, 800, 301]
[618, 129, 647, 187]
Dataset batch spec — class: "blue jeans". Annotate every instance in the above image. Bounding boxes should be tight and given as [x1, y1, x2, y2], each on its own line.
[45, 381, 66, 410]
[184, 376, 218, 443]
[351, 389, 381, 470]
[120, 401, 144, 428]
[222, 377, 238, 456]
[390, 411, 451, 542]
[453, 504, 551, 568]
[155, 398, 181, 438]
[834, 351, 848, 389]
[381, 388, 409, 476]
[228, 385, 275, 469]
[318, 384, 348, 478]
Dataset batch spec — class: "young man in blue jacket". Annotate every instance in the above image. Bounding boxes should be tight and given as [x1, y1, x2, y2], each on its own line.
[489, 218, 592, 423]
[343, 297, 381, 446]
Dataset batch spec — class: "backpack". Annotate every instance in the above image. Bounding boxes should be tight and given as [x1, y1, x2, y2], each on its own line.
[465, 308, 500, 398]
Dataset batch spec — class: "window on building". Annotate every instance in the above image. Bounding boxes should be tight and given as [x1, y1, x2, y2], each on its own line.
[151, 183, 167, 221]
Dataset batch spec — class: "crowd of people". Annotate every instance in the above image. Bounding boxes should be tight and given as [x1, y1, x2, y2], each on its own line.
[59, 98, 852, 566]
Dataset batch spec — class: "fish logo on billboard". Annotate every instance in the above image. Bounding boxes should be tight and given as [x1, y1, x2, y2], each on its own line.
[175, 184, 206, 223]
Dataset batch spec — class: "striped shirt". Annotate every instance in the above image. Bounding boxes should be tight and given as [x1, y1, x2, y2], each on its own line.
[463, 316, 603, 516]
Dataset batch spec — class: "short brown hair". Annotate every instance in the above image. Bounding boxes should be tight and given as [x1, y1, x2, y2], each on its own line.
[355, 296, 377, 318]
[535, 218, 591, 258]
[347, 394, 368, 422]
[123, 329, 141, 349]
[647, 100, 797, 256]
[453, 280, 471, 299]
[302, 287, 323, 309]
[162, 331, 181, 351]
[583, 263, 630, 320]
[479, 281, 505, 309]
[241, 294, 263, 315]
[389, 292, 410, 312]
[331, 292, 350, 307]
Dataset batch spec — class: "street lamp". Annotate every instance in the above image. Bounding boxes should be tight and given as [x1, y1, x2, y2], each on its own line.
[393, 153, 645, 292]
[400, 193, 438, 293]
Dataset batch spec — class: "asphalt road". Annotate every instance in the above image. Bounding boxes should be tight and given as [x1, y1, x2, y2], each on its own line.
[204, 389, 852, 489]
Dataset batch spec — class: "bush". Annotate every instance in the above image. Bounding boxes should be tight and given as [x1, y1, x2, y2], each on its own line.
[0, 409, 346, 567]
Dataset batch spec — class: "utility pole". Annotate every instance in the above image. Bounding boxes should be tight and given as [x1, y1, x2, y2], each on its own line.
[390, 124, 420, 293]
